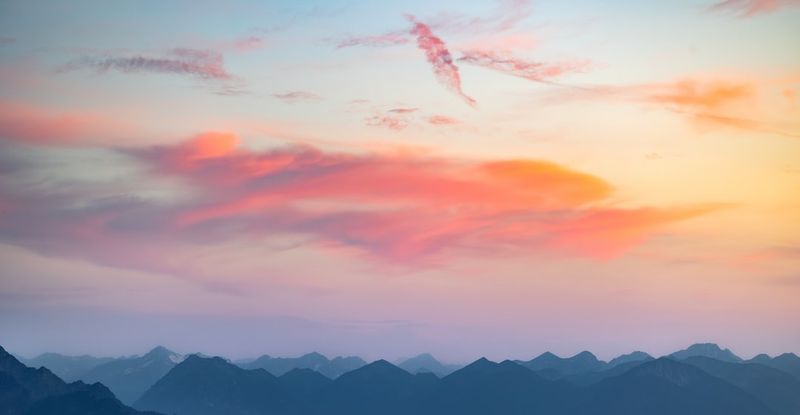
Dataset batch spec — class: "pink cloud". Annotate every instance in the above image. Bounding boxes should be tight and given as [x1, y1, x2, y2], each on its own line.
[407, 16, 477, 107]
[710, 0, 800, 16]
[458, 50, 590, 83]
[0, 133, 718, 275]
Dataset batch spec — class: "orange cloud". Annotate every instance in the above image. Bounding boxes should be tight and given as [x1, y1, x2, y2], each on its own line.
[645, 80, 755, 110]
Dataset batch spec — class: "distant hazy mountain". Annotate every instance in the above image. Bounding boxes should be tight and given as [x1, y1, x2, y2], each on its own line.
[570, 358, 777, 415]
[516, 351, 607, 378]
[669, 343, 743, 363]
[608, 351, 653, 367]
[684, 356, 800, 415]
[397, 353, 460, 377]
[135, 355, 293, 415]
[79, 346, 183, 405]
[240, 352, 365, 378]
[0, 345, 159, 415]
[18, 353, 115, 382]
[748, 353, 800, 380]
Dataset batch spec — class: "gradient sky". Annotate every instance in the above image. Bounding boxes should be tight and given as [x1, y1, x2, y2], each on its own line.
[1, 0, 799, 363]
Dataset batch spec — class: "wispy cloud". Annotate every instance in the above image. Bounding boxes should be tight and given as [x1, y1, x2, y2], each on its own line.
[61, 48, 233, 80]
[427, 0, 533, 34]
[458, 50, 590, 83]
[407, 16, 477, 107]
[428, 115, 460, 126]
[336, 32, 410, 48]
[365, 114, 410, 131]
[709, 0, 800, 16]
[273, 91, 321, 103]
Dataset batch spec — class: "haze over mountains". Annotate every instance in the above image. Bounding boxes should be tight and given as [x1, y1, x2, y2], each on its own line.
[5, 342, 800, 415]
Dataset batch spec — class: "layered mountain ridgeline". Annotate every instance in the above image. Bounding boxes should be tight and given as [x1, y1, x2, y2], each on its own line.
[16, 353, 115, 383]
[238, 352, 366, 379]
[747, 352, 800, 380]
[0, 346, 160, 415]
[132, 351, 787, 415]
[78, 346, 184, 405]
[396, 353, 461, 377]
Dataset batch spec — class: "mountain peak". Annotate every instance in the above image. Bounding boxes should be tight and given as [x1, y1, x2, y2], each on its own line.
[670, 343, 742, 363]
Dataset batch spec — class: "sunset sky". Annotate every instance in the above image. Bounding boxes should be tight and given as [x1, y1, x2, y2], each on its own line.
[1, 0, 799, 363]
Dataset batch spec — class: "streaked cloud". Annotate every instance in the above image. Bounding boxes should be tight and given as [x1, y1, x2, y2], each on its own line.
[407, 17, 477, 107]
[458, 50, 590, 83]
[60, 48, 233, 80]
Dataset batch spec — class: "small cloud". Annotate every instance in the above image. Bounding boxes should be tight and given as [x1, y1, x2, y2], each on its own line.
[645, 152, 663, 160]
[388, 107, 418, 114]
[273, 91, 321, 103]
[0, 36, 15, 45]
[428, 115, 460, 126]
[365, 114, 409, 131]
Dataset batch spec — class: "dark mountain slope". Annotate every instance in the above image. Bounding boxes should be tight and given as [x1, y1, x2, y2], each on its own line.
[311, 359, 433, 415]
[684, 356, 800, 415]
[423, 358, 574, 415]
[570, 358, 776, 415]
[135, 355, 293, 415]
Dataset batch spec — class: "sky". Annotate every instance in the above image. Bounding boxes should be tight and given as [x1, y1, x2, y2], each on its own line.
[0, 0, 799, 364]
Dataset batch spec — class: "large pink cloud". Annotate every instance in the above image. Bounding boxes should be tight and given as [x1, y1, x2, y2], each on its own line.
[0, 132, 718, 275]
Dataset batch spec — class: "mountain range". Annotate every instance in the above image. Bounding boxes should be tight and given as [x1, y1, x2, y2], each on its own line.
[7, 342, 800, 415]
